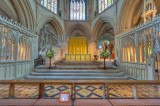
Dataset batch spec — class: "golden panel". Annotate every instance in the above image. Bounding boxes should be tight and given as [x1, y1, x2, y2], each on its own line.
[68, 37, 88, 54]
[66, 37, 90, 61]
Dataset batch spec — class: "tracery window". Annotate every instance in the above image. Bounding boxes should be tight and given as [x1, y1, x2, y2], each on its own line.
[0, 27, 15, 61]
[17, 35, 31, 60]
[41, 0, 57, 14]
[98, 0, 113, 13]
[70, 0, 86, 20]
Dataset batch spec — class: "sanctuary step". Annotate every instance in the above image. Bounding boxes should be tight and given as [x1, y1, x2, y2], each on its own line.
[37, 61, 116, 70]
[35, 65, 117, 70]
[26, 61, 128, 80]
[54, 61, 102, 66]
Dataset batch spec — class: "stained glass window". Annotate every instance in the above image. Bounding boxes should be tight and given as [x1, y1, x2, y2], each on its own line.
[98, 0, 113, 13]
[70, 1, 74, 20]
[44, 0, 47, 7]
[70, 0, 86, 20]
[41, 0, 44, 5]
[48, 0, 51, 10]
[108, 0, 112, 6]
[99, 0, 102, 13]
[41, 0, 57, 14]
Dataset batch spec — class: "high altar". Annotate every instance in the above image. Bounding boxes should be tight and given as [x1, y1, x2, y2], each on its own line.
[65, 37, 91, 61]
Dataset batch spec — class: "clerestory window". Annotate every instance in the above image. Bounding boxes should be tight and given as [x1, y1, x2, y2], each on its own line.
[41, 0, 57, 14]
[70, 0, 87, 20]
[98, 0, 113, 13]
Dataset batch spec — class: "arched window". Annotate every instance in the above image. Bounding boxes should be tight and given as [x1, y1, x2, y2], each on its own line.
[70, 0, 86, 20]
[1, 27, 7, 61]
[1, 27, 15, 61]
[7, 34, 15, 60]
[98, 0, 113, 13]
[41, 0, 57, 14]
[18, 35, 31, 60]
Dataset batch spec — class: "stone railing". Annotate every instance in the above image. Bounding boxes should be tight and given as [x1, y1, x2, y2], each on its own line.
[115, 14, 160, 80]
[0, 16, 38, 80]
[121, 62, 147, 80]
[0, 15, 36, 37]
[0, 80, 160, 99]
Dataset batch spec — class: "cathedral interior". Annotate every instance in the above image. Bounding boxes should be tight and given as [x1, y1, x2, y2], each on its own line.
[0, 0, 160, 105]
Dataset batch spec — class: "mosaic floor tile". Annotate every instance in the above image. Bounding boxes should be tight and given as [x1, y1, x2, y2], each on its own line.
[44, 85, 71, 98]
[76, 85, 103, 98]
[0, 84, 9, 98]
[109, 85, 133, 98]
[0, 83, 159, 99]
[14, 84, 39, 98]
[137, 85, 159, 98]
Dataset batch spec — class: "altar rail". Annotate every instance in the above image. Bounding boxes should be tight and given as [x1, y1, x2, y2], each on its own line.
[65, 54, 91, 61]
[0, 80, 160, 99]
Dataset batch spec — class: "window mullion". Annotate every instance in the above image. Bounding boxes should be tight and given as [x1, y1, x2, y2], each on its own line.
[78, 2, 81, 20]
[76, 1, 78, 20]
[82, 1, 83, 20]
[101, 0, 102, 12]
[47, 0, 48, 8]
[50, 0, 52, 11]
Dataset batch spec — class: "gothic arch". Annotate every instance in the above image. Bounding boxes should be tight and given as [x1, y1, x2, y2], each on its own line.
[0, 0, 36, 30]
[91, 17, 115, 41]
[37, 16, 64, 41]
[67, 24, 91, 39]
[117, 0, 144, 33]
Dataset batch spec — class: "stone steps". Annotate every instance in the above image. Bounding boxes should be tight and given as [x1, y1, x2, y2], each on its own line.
[34, 69, 121, 73]
[25, 75, 128, 80]
[26, 61, 127, 80]
[36, 66, 117, 70]
[30, 71, 125, 77]
[26, 69, 128, 80]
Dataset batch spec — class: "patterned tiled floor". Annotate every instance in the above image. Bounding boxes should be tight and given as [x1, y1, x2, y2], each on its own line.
[0, 84, 160, 99]
[15, 84, 39, 98]
[109, 85, 133, 98]
[76, 85, 103, 98]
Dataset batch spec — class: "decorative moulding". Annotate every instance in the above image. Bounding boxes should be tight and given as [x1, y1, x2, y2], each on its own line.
[0, 15, 37, 37]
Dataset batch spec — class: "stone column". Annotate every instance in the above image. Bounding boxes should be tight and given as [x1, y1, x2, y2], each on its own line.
[54, 46, 61, 61]
[115, 37, 118, 58]
[58, 0, 62, 17]
[14, 31, 19, 78]
[88, 40, 97, 60]
[61, 41, 68, 59]
[61, 0, 64, 19]
[0, 26, 2, 62]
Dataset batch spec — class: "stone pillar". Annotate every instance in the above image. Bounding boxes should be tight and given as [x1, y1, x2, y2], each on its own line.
[61, 0, 64, 19]
[61, 41, 68, 60]
[147, 58, 155, 80]
[0, 26, 2, 62]
[147, 65, 154, 80]
[32, 36, 39, 59]
[14, 31, 19, 78]
[158, 86, 160, 97]
[0, 26, 2, 79]
[58, 0, 62, 17]
[115, 37, 118, 58]
[54, 46, 61, 61]
[88, 41, 97, 60]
